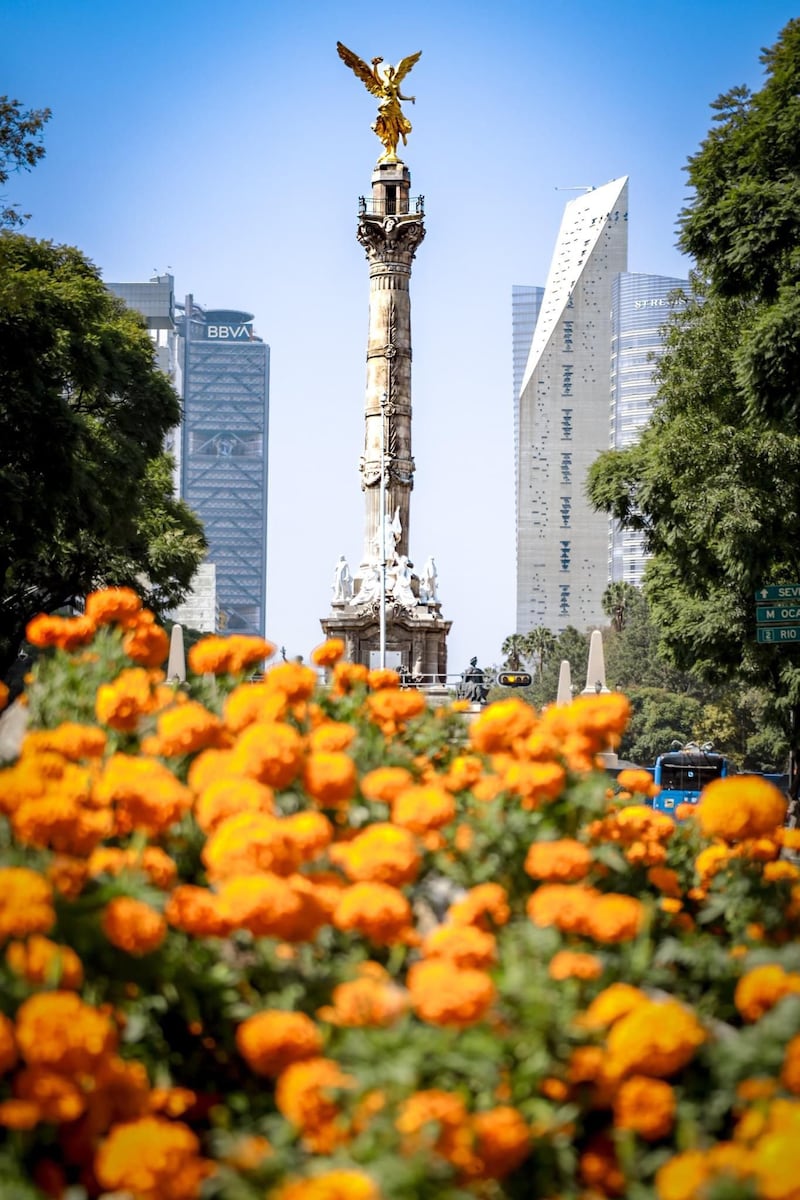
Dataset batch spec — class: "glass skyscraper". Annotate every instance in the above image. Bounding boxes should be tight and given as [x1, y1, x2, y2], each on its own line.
[177, 299, 270, 637]
[609, 273, 688, 584]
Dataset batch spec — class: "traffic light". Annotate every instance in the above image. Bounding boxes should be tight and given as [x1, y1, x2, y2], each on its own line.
[497, 671, 532, 688]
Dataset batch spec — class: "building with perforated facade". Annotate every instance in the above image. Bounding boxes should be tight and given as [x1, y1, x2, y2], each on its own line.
[609, 272, 688, 585]
[516, 177, 629, 634]
[177, 298, 269, 637]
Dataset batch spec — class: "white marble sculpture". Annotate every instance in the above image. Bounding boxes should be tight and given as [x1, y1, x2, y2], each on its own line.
[373, 506, 402, 562]
[393, 554, 417, 608]
[351, 562, 381, 605]
[419, 555, 438, 603]
[332, 555, 353, 602]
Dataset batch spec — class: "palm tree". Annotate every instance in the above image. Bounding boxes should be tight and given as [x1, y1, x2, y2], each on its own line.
[501, 633, 527, 670]
[602, 581, 640, 634]
[524, 626, 556, 678]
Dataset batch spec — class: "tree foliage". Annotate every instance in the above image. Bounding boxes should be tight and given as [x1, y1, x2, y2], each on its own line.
[587, 19, 800, 728]
[0, 95, 51, 228]
[0, 232, 206, 676]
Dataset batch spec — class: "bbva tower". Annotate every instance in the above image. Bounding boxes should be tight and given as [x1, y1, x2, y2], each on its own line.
[516, 176, 628, 634]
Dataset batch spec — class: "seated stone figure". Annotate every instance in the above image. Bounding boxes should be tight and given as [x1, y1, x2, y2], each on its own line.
[458, 657, 488, 704]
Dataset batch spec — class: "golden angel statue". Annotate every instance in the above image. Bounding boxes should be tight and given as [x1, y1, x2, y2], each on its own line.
[337, 42, 422, 164]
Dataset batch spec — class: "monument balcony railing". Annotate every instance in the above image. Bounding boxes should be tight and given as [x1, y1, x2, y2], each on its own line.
[358, 196, 425, 218]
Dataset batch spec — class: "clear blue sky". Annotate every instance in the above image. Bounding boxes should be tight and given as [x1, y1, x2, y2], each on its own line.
[3, 0, 796, 674]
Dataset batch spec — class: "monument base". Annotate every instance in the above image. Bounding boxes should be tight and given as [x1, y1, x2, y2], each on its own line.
[321, 602, 451, 682]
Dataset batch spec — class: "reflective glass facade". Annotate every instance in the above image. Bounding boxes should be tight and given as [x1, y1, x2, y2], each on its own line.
[179, 301, 269, 636]
[609, 273, 688, 583]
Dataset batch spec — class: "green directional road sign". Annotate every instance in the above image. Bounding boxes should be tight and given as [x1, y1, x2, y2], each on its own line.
[756, 605, 800, 624]
[755, 584, 800, 602]
[757, 625, 800, 643]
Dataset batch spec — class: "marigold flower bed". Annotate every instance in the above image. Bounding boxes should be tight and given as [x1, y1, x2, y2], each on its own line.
[1, 587, 799, 1198]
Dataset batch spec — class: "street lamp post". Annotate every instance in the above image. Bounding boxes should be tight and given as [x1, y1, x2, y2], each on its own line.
[379, 389, 387, 669]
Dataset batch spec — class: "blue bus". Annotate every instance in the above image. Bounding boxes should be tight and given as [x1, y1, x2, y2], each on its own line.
[650, 744, 733, 815]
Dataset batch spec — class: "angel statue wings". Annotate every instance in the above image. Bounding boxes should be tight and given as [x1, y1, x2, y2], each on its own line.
[337, 42, 422, 164]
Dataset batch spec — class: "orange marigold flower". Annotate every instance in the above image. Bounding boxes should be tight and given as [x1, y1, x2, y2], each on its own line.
[396, 1088, 473, 1169]
[282, 810, 334, 860]
[585, 893, 646, 943]
[360, 765, 414, 804]
[22, 723, 107, 761]
[549, 950, 603, 981]
[14, 1065, 86, 1123]
[121, 609, 169, 666]
[15, 991, 117, 1073]
[422, 923, 497, 970]
[187, 746, 238, 793]
[695, 842, 731, 884]
[223, 681, 287, 732]
[366, 687, 426, 735]
[330, 823, 421, 887]
[367, 667, 401, 690]
[236, 1010, 323, 1077]
[330, 661, 370, 696]
[578, 1133, 626, 1197]
[11, 770, 111, 856]
[763, 859, 800, 883]
[89, 845, 177, 889]
[94, 1115, 214, 1200]
[441, 754, 484, 792]
[0, 1098, 41, 1129]
[469, 698, 537, 754]
[448, 883, 511, 930]
[524, 838, 592, 882]
[84, 586, 142, 626]
[616, 768, 658, 796]
[95, 667, 159, 731]
[697, 775, 787, 841]
[229, 721, 304, 789]
[195, 775, 275, 833]
[102, 897, 167, 956]
[407, 959, 495, 1027]
[164, 885, 230, 938]
[735, 964, 800, 1022]
[46, 854, 88, 900]
[606, 998, 706, 1079]
[303, 751, 357, 807]
[0, 680, 8, 712]
[307, 720, 357, 754]
[141, 700, 225, 757]
[275, 1057, 354, 1150]
[203, 811, 301, 880]
[471, 1106, 531, 1180]
[648, 866, 682, 897]
[263, 661, 318, 703]
[579, 982, 649, 1029]
[94, 753, 193, 836]
[501, 760, 566, 809]
[333, 882, 413, 945]
[526, 883, 600, 934]
[25, 612, 96, 651]
[781, 1035, 800, 1094]
[654, 1150, 710, 1200]
[272, 1169, 381, 1200]
[614, 1075, 676, 1140]
[310, 638, 346, 668]
[188, 634, 275, 675]
[6, 935, 83, 989]
[0, 1012, 18, 1075]
[216, 872, 326, 942]
[392, 783, 456, 833]
[317, 964, 408, 1028]
[0, 867, 55, 940]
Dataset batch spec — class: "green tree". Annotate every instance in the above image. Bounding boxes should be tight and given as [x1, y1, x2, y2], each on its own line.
[0, 233, 206, 677]
[587, 20, 800, 733]
[0, 96, 51, 227]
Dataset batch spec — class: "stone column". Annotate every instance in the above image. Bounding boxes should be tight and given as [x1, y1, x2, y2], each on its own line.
[356, 162, 425, 569]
